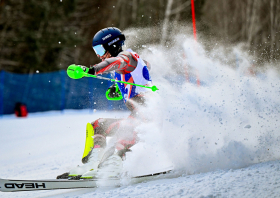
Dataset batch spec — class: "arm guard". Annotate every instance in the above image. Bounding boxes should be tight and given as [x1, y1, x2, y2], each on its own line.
[93, 51, 138, 75]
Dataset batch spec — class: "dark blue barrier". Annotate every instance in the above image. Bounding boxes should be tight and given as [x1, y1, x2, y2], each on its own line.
[0, 70, 127, 115]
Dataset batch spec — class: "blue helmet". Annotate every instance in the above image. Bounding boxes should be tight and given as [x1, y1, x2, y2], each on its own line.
[92, 27, 125, 57]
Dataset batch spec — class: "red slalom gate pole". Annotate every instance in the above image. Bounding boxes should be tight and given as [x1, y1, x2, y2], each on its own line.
[190, 0, 200, 86]
[191, 0, 197, 41]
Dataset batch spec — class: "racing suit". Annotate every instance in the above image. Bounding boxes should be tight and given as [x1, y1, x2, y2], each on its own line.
[83, 49, 152, 162]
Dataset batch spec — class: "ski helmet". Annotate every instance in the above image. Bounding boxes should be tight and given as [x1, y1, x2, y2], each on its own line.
[92, 27, 125, 57]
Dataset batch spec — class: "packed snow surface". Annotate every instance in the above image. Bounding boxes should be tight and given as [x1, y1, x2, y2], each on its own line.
[1, 110, 280, 198]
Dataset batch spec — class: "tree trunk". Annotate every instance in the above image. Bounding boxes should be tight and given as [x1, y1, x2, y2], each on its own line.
[132, 0, 137, 22]
[161, 0, 173, 45]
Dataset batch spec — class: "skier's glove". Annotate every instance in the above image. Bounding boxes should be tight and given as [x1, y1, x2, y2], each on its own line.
[106, 84, 123, 101]
[79, 65, 95, 75]
[88, 65, 96, 75]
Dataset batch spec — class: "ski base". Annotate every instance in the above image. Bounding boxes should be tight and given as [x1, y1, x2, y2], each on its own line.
[0, 170, 172, 192]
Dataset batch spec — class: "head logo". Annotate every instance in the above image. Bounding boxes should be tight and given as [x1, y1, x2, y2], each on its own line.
[102, 34, 112, 40]
[5, 182, 46, 189]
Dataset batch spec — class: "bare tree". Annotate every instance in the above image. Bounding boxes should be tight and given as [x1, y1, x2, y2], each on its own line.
[161, 0, 174, 45]
[161, 0, 191, 45]
[0, 0, 205, 73]
[203, 0, 280, 64]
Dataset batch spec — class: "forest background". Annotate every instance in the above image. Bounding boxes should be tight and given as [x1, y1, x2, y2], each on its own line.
[0, 0, 279, 74]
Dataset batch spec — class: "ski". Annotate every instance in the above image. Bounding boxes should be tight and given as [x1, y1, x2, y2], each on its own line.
[0, 178, 119, 192]
[0, 169, 172, 192]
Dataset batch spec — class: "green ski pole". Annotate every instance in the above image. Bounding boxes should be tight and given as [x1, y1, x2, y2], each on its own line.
[67, 64, 159, 92]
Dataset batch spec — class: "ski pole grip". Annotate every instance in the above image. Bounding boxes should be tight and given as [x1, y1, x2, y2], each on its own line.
[67, 64, 86, 79]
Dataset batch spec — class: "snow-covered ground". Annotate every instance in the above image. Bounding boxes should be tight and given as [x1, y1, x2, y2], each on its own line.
[1, 110, 280, 198]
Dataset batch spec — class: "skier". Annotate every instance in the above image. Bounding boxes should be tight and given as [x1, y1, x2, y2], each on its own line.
[57, 27, 153, 180]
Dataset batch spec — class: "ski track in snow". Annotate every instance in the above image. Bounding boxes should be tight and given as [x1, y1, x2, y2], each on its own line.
[1, 110, 280, 198]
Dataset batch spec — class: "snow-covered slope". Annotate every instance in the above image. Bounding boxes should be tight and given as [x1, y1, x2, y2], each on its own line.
[80, 160, 280, 198]
[0, 110, 280, 198]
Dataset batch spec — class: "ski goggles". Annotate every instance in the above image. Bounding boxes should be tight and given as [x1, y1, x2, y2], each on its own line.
[93, 44, 106, 56]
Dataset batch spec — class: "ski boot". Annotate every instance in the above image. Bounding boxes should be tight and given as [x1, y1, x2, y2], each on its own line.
[81, 152, 123, 179]
[57, 123, 105, 180]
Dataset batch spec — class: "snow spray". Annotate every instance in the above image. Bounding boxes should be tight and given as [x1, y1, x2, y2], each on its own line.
[122, 26, 280, 177]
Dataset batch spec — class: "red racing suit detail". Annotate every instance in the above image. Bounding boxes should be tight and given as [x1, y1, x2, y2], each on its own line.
[92, 50, 140, 75]
[95, 57, 123, 75]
